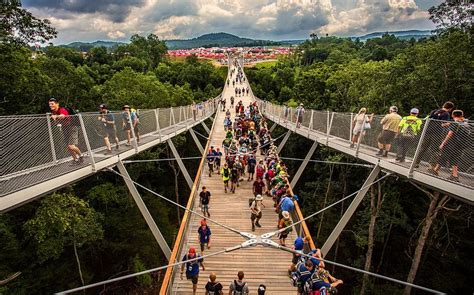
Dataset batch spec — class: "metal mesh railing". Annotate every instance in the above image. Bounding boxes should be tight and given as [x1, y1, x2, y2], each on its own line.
[0, 97, 218, 197]
[258, 100, 474, 189]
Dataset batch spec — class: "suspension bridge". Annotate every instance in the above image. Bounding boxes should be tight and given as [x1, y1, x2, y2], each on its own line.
[1, 56, 472, 294]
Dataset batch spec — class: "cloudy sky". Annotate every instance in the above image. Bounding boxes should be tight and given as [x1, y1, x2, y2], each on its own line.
[23, 0, 443, 44]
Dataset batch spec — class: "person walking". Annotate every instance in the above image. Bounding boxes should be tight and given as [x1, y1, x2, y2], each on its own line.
[250, 194, 264, 231]
[414, 101, 454, 167]
[180, 247, 205, 295]
[199, 186, 211, 217]
[205, 273, 223, 295]
[220, 163, 231, 193]
[230, 162, 239, 193]
[428, 110, 469, 182]
[278, 211, 293, 246]
[207, 148, 216, 177]
[228, 271, 249, 295]
[198, 219, 211, 255]
[253, 177, 266, 197]
[395, 108, 422, 162]
[351, 107, 374, 148]
[295, 103, 305, 128]
[376, 106, 401, 157]
[122, 105, 139, 146]
[48, 98, 83, 164]
[98, 104, 119, 154]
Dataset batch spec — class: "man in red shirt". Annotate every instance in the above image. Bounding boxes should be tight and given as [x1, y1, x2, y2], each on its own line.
[253, 177, 265, 197]
[48, 98, 83, 164]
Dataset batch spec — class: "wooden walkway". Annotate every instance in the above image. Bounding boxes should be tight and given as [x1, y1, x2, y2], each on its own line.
[170, 65, 297, 294]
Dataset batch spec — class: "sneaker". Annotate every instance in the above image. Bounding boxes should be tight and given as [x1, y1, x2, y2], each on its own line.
[382, 151, 388, 157]
[105, 149, 112, 155]
[78, 155, 84, 163]
[68, 160, 80, 166]
[376, 150, 383, 156]
[350, 143, 355, 148]
[255, 222, 262, 228]
[115, 144, 120, 150]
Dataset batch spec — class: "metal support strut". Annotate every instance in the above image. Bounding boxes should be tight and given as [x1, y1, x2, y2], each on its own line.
[201, 121, 211, 134]
[189, 128, 204, 154]
[277, 130, 292, 154]
[167, 139, 194, 189]
[321, 165, 381, 256]
[290, 142, 318, 188]
[116, 160, 172, 259]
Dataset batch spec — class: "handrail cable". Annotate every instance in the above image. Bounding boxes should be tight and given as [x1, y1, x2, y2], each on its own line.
[55, 246, 243, 294]
[107, 168, 246, 238]
[270, 171, 393, 238]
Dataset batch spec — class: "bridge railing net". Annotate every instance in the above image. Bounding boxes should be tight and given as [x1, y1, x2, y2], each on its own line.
[0, 98, 217, 198]
[259, 100, 474, 189]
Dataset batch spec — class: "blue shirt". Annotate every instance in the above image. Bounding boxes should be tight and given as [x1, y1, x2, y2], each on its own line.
[297, 264, 314, 285]
[182, 254, 203, 276]
[198, 226, 211, 243]
[280, 197, 295, 212]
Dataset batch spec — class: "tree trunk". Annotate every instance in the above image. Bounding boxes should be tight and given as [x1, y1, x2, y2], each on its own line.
[73, 231, 85, 287]
[376, 222, 392, 273]
[403, 192, 449, 295]
[360, 182, 383, 295]
[317, 164, 334, 239]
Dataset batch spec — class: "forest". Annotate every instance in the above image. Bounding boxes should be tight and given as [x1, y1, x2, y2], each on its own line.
[1, 1, 473, 294]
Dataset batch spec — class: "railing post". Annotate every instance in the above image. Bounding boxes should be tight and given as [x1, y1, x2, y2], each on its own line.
[78, 114, 96, 171]
[326, 112, 335, 145]
[408, 119, 430, 178]
[349, 113, 354, 141]
[355, 124, 364, 157]
[128, 111, 139, 152]
[46, 113, 57, 164]
[154, 108, 162, 136]
[169, 107, 174, 127]
[178, 106, 182, 123]
[308, 110, 314, 138]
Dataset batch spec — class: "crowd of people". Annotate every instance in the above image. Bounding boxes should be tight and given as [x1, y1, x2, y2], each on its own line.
[48, 98, 143, 164]
[180, 63, 344, 295]
[351, 101, 469, 182]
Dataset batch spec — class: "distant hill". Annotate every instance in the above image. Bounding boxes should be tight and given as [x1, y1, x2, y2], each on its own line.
[165, 32, 280, 49]
[62, 40, 126, 51]
[353, 30, 433, 41]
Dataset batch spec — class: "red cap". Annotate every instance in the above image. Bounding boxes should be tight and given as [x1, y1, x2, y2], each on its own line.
[189, 247, 196, 254]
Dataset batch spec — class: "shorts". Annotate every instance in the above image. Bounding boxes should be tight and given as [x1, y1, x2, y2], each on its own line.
[64, 126, 79, 146]
[378, 130, 396, 145]
[202, 204, 209, 211]
[251, 212, 262, 221]
[104, 126, 117, 139]
[223, 178, 229, 184]
[278, 232, 289, 239]
[186, 273, 199, 285]
[200, 243, 208, 252]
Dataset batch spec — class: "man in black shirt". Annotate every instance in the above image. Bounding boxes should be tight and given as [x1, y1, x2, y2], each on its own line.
[199, 186, 211, 217]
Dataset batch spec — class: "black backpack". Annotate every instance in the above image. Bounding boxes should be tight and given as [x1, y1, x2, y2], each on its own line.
[233, 280, 247, 295]
[206, 282, 221, 295]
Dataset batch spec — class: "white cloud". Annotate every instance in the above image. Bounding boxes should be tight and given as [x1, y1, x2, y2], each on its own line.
[107, 30, 126, 39]
[24, 0, 439, 43]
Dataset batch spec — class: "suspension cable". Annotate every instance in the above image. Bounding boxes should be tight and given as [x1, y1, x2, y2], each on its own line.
[55, 246, 242, 294]
[279, 157, 374, 168]
[123, 156, 203, 164]
[107, 168, 246, 238]
[271, 171, 393, 238]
